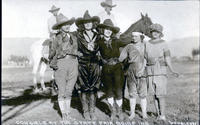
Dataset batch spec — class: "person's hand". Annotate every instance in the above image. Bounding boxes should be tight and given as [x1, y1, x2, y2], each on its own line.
[136, 69, 144, 78]
[112, 61, 117, 65]
[101, 59, 107, 65]
[137, 72, 143, 77]
[77, 52, 83, 57]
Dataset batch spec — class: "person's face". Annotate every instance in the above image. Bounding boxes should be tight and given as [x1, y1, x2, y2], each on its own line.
[132, 34, 142, 43]
[104, 6, 112, 14]
[61, 24, 70, 32]
[52, 10, 59, 16]
[104, 29, 113, 37]
[84, 22, 93, 30]
[151, 31, 161, 39]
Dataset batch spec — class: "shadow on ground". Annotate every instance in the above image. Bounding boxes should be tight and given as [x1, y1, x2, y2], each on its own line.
[2, 80, 56, 123]
[2, 80, 163, 124]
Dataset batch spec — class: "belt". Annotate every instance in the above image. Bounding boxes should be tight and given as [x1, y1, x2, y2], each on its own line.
[57, 53, 77, 59]
[146, 58, 167, 66]
[65, 55, 77, 59]
[103, 58, 119, 65]
[146, 61, 167, 66]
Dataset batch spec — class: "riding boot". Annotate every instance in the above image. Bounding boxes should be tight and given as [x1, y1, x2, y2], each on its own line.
[81, 93, 90, 120]
[108, 103, 116, 121]
[64, 99, 75, 121]
[116, 104, 124, 121]
[129, 98, 136, 120]
[89, 93, 97, 120]
[58, 100, 66, 120]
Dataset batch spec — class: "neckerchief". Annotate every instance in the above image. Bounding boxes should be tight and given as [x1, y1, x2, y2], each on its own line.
[104, 37, 112, 49]
[61, 32, 73, 45]
[83, 31, 97, 51]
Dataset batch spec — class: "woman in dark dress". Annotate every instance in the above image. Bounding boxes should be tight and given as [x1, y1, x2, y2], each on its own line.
[97, 19, 130, 120]
[75, 10, 101, 120]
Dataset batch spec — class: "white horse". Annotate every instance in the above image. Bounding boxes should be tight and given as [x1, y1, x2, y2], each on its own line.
[30, 38, 50, 92]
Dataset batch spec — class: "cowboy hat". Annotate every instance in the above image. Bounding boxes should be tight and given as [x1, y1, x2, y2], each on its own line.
[149, 23, 164, 37]
[75, 10, 100, 26]
[98, 19, 120, 33]
[101, 0, 116, 8]
[52, 13, 75, 30]
[49, 5, 60, 13]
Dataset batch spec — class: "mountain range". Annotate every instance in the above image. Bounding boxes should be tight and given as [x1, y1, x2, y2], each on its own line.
[2, 36, 199, 62]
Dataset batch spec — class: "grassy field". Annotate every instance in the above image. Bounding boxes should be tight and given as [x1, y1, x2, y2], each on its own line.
[1, 61, 199, 125]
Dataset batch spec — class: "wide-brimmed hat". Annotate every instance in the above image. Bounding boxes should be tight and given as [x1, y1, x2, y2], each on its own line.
[52, 13, 75, 30]
[75, 10, 100, 26]
[101, 0, 116, 8]
[49, 5, 60, 13]
[98, 19, 120, 33]
[149, 23, 164, 37]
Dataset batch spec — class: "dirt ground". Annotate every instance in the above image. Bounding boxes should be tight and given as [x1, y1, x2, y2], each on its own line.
[2, 61, 199, 125]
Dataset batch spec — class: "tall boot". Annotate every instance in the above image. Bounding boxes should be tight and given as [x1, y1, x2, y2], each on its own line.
[116, 100, 124, 121]
[64, 99, 75, 121]
[58, 100, 67, 120]
[141, 98, 148, 119]
[81, 93, 90, 120]
[89, 93, 97, 120]
[129, 98, 136, 120]
[108, 102, 116, 121]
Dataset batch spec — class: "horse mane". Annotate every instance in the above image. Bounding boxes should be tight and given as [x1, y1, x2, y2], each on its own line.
[121, 13, 152, 37]
[121, 19, 141, 36]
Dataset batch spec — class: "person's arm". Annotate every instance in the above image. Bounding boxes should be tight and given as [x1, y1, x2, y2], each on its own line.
[117, 37, 132, 47]
[48, 35, 59, 60]
[118, 45, 128, 62]
[128, 48, 140, 63]
[164, 45, 179, 77]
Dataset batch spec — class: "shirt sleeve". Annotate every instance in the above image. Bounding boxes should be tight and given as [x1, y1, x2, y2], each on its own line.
[49, 35, 59, 59]
[116, 38, 131, 47]
[111, 15, 117, 26]
[118, 45, 128, 62]
[128, 47, 141, 63]
[48, 17, 58, 34]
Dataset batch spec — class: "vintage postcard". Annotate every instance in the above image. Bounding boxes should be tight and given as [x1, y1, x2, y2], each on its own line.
[2, 0, 199, 125]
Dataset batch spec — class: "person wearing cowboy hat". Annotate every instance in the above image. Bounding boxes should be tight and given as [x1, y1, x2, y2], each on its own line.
[74, 10, 101, 120]
[47, 5, 61, 96]
[145, 23, 179, 121]
[48, 5, 60, 38]
[96, 19, 131, 120]
[98, 0, 117, 25]
[48, 13, 79, 121]
[119, 32, 148, 120]
[97, 0, 119, 39]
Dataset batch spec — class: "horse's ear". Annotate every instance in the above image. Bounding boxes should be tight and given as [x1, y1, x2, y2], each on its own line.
[141, 12, 144, 18]
[145, 13, 148, 17]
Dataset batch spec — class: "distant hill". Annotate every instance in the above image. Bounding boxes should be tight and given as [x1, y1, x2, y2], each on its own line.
[2, 37, 41, 62]
[168, 37, 199, 57]
[2, 36, 199, 62]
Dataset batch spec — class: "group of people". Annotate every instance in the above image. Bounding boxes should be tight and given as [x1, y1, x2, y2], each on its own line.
[43, 0, 179, 122]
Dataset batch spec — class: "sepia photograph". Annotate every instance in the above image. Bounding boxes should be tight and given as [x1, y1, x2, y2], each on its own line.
[2, 0, 199, 125]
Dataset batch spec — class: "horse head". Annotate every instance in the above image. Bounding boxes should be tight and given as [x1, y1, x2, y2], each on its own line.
[138, 13, 153, 37]
[120, 13, 153, 41]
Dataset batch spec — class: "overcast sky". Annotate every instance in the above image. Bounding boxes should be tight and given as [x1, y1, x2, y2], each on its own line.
[2, 0, 199, 41]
